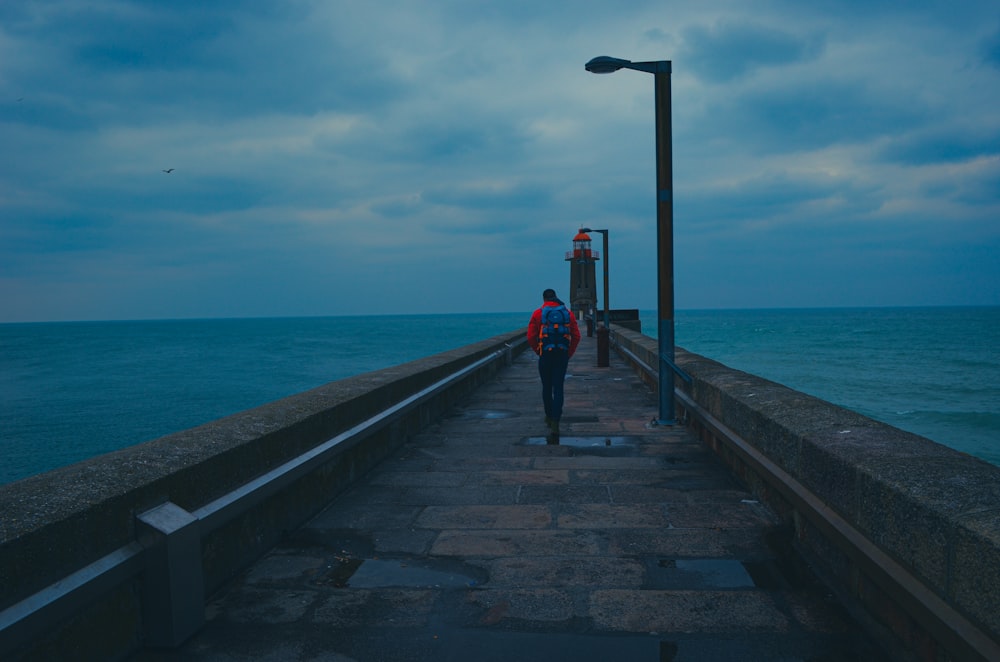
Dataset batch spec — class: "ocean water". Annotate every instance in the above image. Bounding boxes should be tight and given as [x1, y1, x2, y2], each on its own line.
[658, 307, 1000, 468]
[0, 313, 527, 485]
[2, 307, 998, 485]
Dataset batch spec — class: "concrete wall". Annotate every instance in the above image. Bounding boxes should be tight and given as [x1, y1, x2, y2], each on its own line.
[610, 326, 1000, 662]
[0, 330, 527, 661]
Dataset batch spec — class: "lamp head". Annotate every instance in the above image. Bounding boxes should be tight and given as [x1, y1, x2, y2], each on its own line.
[586, 56, 671, 75]
[585, 56, 630, 74]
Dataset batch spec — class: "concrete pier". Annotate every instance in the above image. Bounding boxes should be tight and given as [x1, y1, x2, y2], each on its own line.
[135, 332, 882, 661]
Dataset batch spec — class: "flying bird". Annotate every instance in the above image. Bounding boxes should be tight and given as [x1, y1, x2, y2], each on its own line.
[162, 168, 174, 174]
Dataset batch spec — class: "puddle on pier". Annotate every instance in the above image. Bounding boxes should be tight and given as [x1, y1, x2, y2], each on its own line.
[450, 409, 518, 420]
[649, 559, 767, 590]
[641, 527, 834, 591]
[519, 436, 640, 455]
[520, 435, 637, 448]
[320, 557, 486, 589]
[559, 415, 600, 424]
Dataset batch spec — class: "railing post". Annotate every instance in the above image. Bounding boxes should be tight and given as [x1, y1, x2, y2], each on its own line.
[136, 502, 205, 647]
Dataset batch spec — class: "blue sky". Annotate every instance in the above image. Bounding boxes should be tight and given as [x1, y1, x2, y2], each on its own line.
[2, 0, 998, 322]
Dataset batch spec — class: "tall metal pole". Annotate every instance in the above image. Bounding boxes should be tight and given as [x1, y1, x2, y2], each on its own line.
[654, 64, 675, 424]
[601, 230, 609, 330]
[584, 56, 675, 421]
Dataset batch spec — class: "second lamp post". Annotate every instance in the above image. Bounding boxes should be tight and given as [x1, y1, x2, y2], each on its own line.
[580, 227, 609, 367]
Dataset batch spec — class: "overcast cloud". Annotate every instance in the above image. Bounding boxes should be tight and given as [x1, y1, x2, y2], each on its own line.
[1, 0, 998, 322]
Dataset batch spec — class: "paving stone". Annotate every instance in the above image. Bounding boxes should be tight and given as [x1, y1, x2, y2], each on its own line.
[483, 557, 646, 588]
[555, 503, 670, 529]
[474, 469, 570, 485]
[311, 589, 437, 627]
[415, 505, 553, 529]
[589, 589, 791, 632]
[430, 529, 603, 557]
[466, 588, 575, 623]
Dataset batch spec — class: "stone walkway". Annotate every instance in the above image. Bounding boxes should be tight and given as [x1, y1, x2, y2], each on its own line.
[137, 333, 883, 661]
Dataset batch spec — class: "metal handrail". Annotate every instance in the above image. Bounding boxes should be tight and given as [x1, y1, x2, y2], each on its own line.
[609, 332, 691, 383]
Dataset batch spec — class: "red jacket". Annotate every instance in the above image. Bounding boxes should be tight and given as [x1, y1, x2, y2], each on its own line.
[527, 301, 581, 357]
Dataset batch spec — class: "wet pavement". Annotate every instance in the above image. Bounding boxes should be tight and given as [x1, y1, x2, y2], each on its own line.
[137, 333, 884, 661]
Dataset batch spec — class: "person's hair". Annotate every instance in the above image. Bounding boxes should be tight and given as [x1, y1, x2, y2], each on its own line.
[542, 288, 557, 301]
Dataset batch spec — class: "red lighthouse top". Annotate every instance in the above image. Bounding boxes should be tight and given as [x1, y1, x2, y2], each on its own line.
[565, 229, 600, 261]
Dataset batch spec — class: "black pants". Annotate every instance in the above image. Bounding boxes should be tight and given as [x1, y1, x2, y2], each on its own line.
[537, 349, 569, 420]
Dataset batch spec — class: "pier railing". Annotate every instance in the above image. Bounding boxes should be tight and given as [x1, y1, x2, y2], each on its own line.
[0, 331, 527, 660]
[609, 325, 1000, 662]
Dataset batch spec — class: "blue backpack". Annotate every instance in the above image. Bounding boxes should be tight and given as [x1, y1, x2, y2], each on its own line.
[539, 305, 572, 352]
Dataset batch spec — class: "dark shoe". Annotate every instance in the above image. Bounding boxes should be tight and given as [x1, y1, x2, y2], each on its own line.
[549, 418, 560, 437]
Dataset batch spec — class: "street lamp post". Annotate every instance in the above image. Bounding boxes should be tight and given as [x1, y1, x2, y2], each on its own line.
[580, 227, 609, 367]
[585, 55, 677, 424]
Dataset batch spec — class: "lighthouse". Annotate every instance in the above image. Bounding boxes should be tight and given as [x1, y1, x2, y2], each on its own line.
[565, 229, 600, 321]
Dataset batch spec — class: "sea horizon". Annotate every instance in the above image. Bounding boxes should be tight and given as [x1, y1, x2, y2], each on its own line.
[2, 302, 995, 327]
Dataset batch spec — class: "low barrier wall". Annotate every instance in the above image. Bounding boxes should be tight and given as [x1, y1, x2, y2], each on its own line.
[0, 330, 527, 661]
[610, 326, 1000, 662]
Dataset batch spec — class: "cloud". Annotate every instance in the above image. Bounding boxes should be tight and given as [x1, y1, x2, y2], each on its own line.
[681, 170, 879, 228]
[685, 77, 928, 156]
[877, 127, 1000, 166]
[980, 24, 1000, 69]
[422, 181, 552, 212]
[679, 20, 825, 83]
